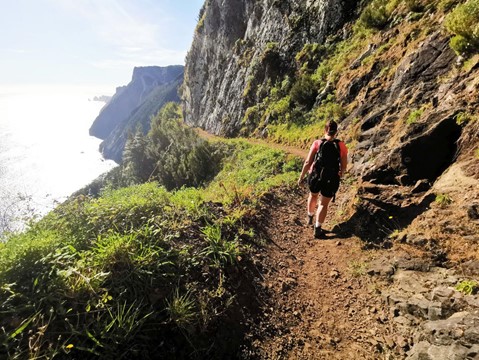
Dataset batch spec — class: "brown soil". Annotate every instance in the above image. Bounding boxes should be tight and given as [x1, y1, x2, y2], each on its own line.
[244, 187, 408, 359]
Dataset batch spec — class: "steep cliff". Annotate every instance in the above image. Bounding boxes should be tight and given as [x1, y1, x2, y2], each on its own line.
[183, 0, 357, 136]
[183, 0, 478, 251]
[99, 76, 183, 163]
[89, 65, 183, 162]
[183, 0, 479, 357]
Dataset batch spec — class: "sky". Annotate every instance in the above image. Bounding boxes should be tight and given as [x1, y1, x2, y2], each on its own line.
[0, 0, 204, 90]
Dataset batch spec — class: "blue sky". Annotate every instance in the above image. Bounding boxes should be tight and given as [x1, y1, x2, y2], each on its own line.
[0, 0, 204, 89]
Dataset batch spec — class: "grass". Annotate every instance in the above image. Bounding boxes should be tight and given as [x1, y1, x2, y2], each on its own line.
[0, 139, 300, 359]
[456, 111, 477, 124]
[435, 193, 453, 207]
[349, 260, 368, 277]
[166, 289, 197, 330]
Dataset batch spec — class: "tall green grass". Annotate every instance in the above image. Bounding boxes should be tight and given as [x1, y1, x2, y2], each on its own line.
[0, 139, 299, 359]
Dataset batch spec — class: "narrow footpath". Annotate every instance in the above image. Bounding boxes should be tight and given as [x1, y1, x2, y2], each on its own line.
[245, 187, 400, 359]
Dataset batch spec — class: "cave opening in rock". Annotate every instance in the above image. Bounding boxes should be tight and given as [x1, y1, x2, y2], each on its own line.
[401, 117, 461, 185]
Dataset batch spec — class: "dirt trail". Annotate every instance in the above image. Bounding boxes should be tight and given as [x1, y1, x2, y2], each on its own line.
[197, 128, 399, 358]
[195, 128, 309, 159]
[245, 188, 399, 359]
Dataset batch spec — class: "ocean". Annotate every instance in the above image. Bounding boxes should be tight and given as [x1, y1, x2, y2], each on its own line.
[0, 85, 118, 236]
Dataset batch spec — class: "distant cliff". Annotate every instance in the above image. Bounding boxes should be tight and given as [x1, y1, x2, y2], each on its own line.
[90, 65, 184, 162]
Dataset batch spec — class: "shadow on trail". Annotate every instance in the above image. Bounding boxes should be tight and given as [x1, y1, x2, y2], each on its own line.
[332, 193, 436, 247]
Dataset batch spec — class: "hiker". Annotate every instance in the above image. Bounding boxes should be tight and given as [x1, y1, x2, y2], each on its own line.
[297, 120, 348, 239]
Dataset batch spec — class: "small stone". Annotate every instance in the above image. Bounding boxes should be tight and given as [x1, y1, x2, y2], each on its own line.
[467, 204, 479, 220]
[396, 335, 408, 348]
[336, 241, 342, 246]
[329, 269, 340, 279]
[385, 337, 395, 348]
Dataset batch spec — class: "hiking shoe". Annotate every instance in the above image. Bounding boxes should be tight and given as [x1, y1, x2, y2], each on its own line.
[314, 226, 325, 239]
[306, 215, 313, 226]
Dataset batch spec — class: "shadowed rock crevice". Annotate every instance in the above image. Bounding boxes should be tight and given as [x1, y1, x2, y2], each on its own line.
[398, 116, 462, 185]
[335, 189, 435, 245]
[362, 115, 462, 186]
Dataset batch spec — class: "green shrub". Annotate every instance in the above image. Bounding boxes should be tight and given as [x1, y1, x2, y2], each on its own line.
[290, 74, 318, 109]
[445, 0, 479, 55]
[405, 0, 424, 12]
[311, 96, 346, 123]
[456, 111, 477, 124]
[450, 34, 476, 54]
[439, 0, 460, 11]
[360, 0, 391, 29]
[435, 193, 453, 207]
[406, 108, 424, 124]
[241, 104, 262, 134]
[456, 280, 478, 295]
[264, 96, 292, 123]
[295, 43, 325, 73]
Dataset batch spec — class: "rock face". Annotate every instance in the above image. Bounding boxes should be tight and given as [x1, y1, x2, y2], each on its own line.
[368, 256, 479, 359]
[183, 0, 357, 136]
[90, 65, 184, 162]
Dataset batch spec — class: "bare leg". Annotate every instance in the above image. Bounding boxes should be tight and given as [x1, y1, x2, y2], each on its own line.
[316, 195, 332, 225]
[308, 192, 319, 215]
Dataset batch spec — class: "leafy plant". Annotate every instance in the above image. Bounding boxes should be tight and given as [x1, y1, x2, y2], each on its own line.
[349, 260, 368, 277]
[435, 193, 453, 207]
[455, 280, 479, 295]
[359, 0, 391, 30]
[445, 0, 479, 55]
[405, 0, 424, 12]
[456, 111, 477, 124]
[290, 74, 318, 109]
[439, 0, 461, 12]
[406, 108, 424, 124]
[200, 223, 240, 267]
[166, 289, 197, 330]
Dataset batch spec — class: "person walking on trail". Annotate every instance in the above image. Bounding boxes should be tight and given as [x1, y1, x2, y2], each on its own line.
[297, 120, 348, 239]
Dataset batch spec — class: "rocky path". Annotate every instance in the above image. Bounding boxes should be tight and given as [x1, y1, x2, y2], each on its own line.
[245, 188, 399, 359]
[196, 128, 479, 359]
[244, 187, 479, 360]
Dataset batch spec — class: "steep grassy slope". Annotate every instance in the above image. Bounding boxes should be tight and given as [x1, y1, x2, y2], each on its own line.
[0, 131, 300, 359]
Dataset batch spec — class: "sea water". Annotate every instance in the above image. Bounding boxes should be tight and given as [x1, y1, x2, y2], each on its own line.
[0, 85, 117, 236]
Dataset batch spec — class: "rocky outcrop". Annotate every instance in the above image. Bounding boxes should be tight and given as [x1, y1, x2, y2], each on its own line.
[90, 65, 183, 140]
[89, 66, 184, 162]
[99, 76, 183, 163]
[368, 256, 479, 359]
[183, 0, 358, 136]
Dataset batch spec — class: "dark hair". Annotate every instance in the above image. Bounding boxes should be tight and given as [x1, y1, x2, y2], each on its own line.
[326, 120, 338, 135]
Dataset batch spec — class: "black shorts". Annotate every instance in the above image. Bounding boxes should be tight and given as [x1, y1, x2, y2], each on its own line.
[307, 169, 340, 198]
